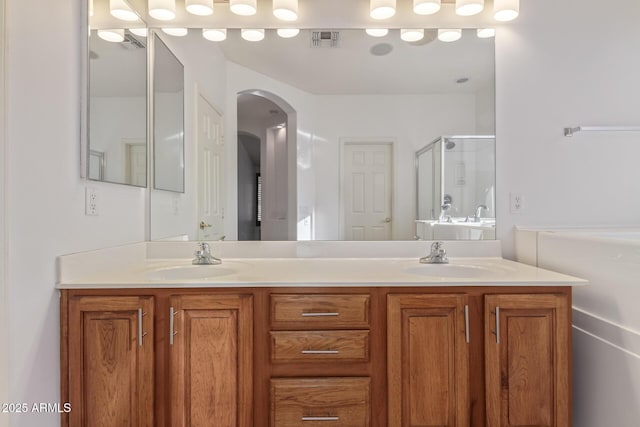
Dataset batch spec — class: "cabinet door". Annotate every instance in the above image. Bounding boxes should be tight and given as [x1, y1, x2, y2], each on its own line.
[387, 294, 470, 427]
[170, 294, 253, 427]
[68, 295, 154, 427]
[485, 294, 569, 427]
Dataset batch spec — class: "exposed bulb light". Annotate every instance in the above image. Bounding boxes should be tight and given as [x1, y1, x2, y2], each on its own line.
[438, 28, 462, 42]
[202, 28, 227, 41]
[162, 27, 188, 37]
[414, 0, 440, 15]
[110, 0, 139, 21]
[477, 28, 495, 38]
[494, 0, 519, 21]
[186, 0, 213, 16]
[230, 0, 257, 16]
[277, 28, 300, 38]
[97, 29, 125, 42]
[273, 0, 298, 21]
[455, 0, 484, 16]
[148, 0, 176, 20]
[241, 28, 265, 42]
[400, 28, 424, 42]
[129, 28, 148, 37]
[365, 28, 389, 37]
[370, 0, 396, 20]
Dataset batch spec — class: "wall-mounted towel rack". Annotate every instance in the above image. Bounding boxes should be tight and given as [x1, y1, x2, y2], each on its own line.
[564, 126, 640, 137]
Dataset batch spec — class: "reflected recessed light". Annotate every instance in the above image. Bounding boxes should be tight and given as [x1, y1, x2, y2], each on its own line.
[477, 28, 495, 38]
[455, 0, 484, 16]
[129, 28, 148, 37]
[414, 0, 441, 15]
[370, 0, 396, 19]
[203, 28, 227, 41]
[370, 43, 394, 56]
[110, 0, 139, 21]
[273, 0, 298, 21]
[97, 29, 125, 42]
[162, 27, 188, 37]
[438, 29, 462, 42]
[365, 28, 389, 37]
[494, 0, 519, 21]
[401, 29, 424, 42]
[456, 77, 469, 84]
[230, 0, 257, 16]
[186, 0, 213, 16]
[148, 0, 176, 21]
[241, 28, 265, 42]
[277, 28, 300, 38]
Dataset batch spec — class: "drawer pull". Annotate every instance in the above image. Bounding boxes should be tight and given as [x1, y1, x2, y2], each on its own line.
[301, 350, 339, 355]
[301, 416, 340, 422]
[301, 312, 339, 317]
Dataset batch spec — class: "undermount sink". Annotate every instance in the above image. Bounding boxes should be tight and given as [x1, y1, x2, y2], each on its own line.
[404, 263, 510, 279]
[145, 265, 237, 281]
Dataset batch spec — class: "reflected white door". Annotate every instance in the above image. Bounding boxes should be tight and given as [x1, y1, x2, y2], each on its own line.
[342, 143, 393, 240]
[197, 95, 225, 240]
[124, 141, 146, 187]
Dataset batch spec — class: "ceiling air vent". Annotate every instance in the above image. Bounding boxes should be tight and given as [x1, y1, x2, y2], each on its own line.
[311, 31, 340, 48]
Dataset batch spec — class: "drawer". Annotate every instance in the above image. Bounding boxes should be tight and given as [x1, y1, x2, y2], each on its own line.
[270, 330, 370, 363]
[270, 294, 370, 329]
[271, 378, 371, 427]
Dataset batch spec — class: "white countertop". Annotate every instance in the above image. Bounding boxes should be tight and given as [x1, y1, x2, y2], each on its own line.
[57, 255, 586, 289]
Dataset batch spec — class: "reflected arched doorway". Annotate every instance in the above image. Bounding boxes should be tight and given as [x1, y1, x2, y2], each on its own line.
[237, 90, 297, 241]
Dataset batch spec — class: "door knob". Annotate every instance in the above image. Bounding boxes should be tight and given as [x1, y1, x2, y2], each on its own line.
[384, 217, 391, 223]
[199, 221, 212, 230]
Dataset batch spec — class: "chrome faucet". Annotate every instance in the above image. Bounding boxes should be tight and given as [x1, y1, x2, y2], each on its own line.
[192, 242, 221, 265]
[473, 204, 488, 222]
[420, 241, 449, 264]
[439, 203, 452, 222]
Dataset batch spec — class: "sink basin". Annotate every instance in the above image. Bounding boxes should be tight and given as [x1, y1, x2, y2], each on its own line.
[146, 265, 237, 281]
[404, 264, 509, 279]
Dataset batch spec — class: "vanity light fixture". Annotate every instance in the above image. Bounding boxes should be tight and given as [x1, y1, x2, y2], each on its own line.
[365, 28, 389, 37]
[230, 0, 257, 16]
[273, 0, 298, 21]
[400, 28, 424, 42]
[277, 28, 300, 38]
[438, 28, 462, 42]
[476, 28, 495, 38]
[455, 0, 484, 16]
[494, 0, 519, 21]
[148, 0, 176, 21]
[414, 0, 441, 15]
[129, 28, 149, 37]
[97, 28, 125, 42]
[185, 0, 214, 16]
[370, 0, 396, 20]
[110, 0, 139, 21]
[202, 28, 227, 41]
[241, 28, 265, 42]
[162, 27, 188, 36]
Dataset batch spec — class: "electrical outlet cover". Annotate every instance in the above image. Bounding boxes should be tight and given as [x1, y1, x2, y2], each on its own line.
[85, 187, 99, 216]
[510, 192, 524, 214]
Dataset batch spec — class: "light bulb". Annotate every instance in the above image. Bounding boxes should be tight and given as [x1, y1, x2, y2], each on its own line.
[494, 0, 519, 21]
[277, 28, 300, 38]
[273, 0, 298, 21]
[230, 0, 257, 16]
[97, 29, 125, 42]
[241, 29, 265, 42]
[477, 28, 495, 38]
[110, 0, 138, 21]
[401, 29, 424, 42]
[370, 0, 396, 20]
[438, 29, 462, 42]
[186, 0, 213, 16]
[162, 27, 188, 37]
[202, 28, 227, 42]
[148, 0, 176, 21]
[365, 29, 389, 37]
[455, 0, 484, 16]
[414, 0, 440, 15]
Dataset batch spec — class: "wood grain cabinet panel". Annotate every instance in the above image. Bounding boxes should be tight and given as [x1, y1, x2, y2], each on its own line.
[270, 377, 371, 427]
[271, 294, 370, 329]
[387, 294, 470, 427]
[270, 330, 370, 363]
[68, 295, 154, 427]
[169, 294, 253, 427]
[484, 294, 569, 427]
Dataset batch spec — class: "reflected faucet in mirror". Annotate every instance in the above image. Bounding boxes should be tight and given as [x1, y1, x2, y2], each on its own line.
[474, 204, 488, 222]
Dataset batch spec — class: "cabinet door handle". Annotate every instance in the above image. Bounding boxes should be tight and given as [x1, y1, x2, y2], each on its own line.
[301, 416, 339, 422]
[301, 350, 339, 355]
[301, 312, 339, 317]
[137, 308, 147, 347]
[495, 306, 500, 344]
[464, 304, 470, 344]
[169, 307, 178, 345]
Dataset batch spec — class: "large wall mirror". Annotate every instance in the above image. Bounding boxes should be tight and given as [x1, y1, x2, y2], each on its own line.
[149, 28, 495, 241]
[85, 0, 148, 187]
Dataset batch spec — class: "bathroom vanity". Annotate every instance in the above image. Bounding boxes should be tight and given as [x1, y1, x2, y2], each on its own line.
[58, 242, 584, 427]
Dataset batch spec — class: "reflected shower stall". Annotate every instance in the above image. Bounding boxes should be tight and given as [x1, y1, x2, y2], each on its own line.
[416, 135, 495, 240]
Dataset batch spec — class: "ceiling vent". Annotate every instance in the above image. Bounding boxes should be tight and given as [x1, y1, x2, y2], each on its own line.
[311, 31, 340, 48]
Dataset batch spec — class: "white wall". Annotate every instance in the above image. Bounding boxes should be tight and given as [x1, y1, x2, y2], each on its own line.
[0, 0, 8, 424]
[6, 1, 147, 425]
[495, 0, 640, 258]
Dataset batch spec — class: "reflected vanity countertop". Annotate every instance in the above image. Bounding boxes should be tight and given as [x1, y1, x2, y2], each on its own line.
[57, 248, 586, 289]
